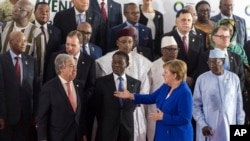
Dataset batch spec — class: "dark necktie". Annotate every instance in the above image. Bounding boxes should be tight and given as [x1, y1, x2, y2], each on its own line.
[40, 25, 47, 43]
[15, 56, 21, 82]
[182, 35, 188, 54]
[101, 1, 107, 23]
[118, 76, 123, 106]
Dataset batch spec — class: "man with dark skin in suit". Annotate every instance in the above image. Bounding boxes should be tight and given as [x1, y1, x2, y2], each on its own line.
[0, 31, 40, 141]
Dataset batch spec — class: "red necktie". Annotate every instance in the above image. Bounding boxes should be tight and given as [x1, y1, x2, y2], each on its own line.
[101, 1, 107, 23]
[66, 82, 77, 112]
[182, 36, 188, 54]
[15, 56, 21, 82]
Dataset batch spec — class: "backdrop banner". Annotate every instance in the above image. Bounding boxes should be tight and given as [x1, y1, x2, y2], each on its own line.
[1, 0, 250, 39]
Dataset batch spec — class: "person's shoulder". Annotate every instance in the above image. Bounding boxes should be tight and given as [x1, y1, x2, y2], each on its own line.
[233, 14, 246, 22]
[154, 10, 163, 17]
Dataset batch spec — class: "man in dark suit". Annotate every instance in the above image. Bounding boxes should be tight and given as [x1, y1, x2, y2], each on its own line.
[77, 22, 102, 59]
[90, 0, 123, 54]
[0, 31, 40, 141]
[53, 0, 105, 50]
[94, 51, 141, 141]
[44, 30, 95, 140]
[195, 25, 245, 90]
[210, 0, 247, 46]
[33, 2, 62, 83]
[162, 9, 204, 89]
[37, 54, 87, 141]
[108, 3, 153, 55]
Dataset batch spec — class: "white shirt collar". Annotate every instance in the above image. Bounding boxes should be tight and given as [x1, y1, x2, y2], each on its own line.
[34, 20, 48, 29]
[113, 73, 126, 81]
[9, 49, 22, 59]
[98, 0, 107, 4]
[220, 13, 233, 19]
[74, 7, 86, 16]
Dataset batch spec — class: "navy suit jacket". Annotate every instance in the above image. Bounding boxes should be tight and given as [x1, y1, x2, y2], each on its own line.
[94, 73, 141, 141]
[82, 43, 102, 59]
[0, 51, 40, 124]
[162, 29, 204, 78]
[108, 22, 153, 52]
[53, 7, 105, 49]
[37, 77, 86, 141]
[210, 14, 248, 46]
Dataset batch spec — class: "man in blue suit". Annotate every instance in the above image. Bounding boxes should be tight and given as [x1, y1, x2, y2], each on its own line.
[0, 31, 40, 141]
[33, 2, 62, 83]
[108, 3, 153, 56]
[90, 0, 123, 54]
[210, 0, 247, 46]
[77, 22, 102, 59]
[53, 0, 105, 50]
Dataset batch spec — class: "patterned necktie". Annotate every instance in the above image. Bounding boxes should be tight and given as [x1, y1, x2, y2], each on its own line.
[100, 1, 107, 23]
[118, 76, 123, 106]
[15, 56, 21, 82]
[182, 35, 188, 54]
[65, 82, 77, 112]
[78, 13, 83, 24]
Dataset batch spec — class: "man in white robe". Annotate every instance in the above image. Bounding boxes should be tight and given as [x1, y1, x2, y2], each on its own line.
[193, 49, 245, 141]
[95, 28, 152, 141]
[146, 36, 178, 141]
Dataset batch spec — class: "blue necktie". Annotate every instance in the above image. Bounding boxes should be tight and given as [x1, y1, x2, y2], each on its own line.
[118, 76, 123, 106]
[224, 53, 229, 70]
[78, 13, 83, 24]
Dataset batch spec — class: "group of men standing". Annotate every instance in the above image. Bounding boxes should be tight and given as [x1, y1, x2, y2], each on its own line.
[0, 0, 249, 141]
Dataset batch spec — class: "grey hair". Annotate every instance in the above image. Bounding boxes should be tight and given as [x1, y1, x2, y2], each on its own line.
[54, 53, 73, 75]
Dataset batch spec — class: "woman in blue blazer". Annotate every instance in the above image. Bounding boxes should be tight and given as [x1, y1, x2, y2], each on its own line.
[114, 59, 193, 141]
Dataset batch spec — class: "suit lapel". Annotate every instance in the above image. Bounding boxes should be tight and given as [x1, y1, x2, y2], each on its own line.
[21, 54, 28, 84]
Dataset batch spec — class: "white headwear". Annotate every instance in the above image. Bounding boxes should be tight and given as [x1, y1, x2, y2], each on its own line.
[209, 49, 225, 58]
[161, 36, 177, 48]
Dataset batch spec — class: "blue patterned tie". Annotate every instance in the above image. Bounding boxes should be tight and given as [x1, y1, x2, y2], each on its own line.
[118, 76, 123, 106]
[78, 13, 83, 24]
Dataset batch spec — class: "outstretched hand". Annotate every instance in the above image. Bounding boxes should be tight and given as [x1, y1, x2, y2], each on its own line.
[114, 89, 135, 100]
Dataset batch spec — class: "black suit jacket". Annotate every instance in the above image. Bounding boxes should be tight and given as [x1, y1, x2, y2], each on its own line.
[0, 51, 40, 124]
[37, 77, 86, 141]
[139, 7, 163, 57]
[94, 74, 141, 141]
[53, 7, 105, 49]
[162, 29, 204, 78]
[195, 50, 245, 89]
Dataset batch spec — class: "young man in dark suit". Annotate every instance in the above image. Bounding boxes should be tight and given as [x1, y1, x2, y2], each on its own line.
[53, 0, 105, 51]
[94, 51, 141, 141]
[33, 2, 62, 83]
[37, 54, 87, 141]
[0, 31, 41, 141]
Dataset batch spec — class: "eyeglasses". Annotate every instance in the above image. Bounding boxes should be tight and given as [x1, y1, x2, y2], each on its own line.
[78, 30, 91, 35]
[118, 40, 133, 44]
[13, 7, 28, 12]
[214, 35, 231, 40]
[207, 60, 223, 66]
[163, 48, 180, 52]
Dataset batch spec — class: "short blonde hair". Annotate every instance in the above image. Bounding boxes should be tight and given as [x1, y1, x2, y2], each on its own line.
[163, 59, 187, 81]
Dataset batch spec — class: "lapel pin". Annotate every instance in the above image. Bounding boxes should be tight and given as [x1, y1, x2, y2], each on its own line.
[25, 61, 28, 65]
[82, 61, 85, 64]
[131, 84, 134, 87]
[158, 15, 161, 18]
[192, 38, 195, 42]
[89, 17, 92, 20]
[76, 84, 79, 87]
[142, 29, 145, 32]
[110, 4, 112, 8]
[49, 29, 52, 34]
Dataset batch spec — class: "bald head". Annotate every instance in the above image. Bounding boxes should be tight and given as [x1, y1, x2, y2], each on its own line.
[12, 0, 34, 23]
[9, 31, 27, 55]
[77, 22, 92, 45]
